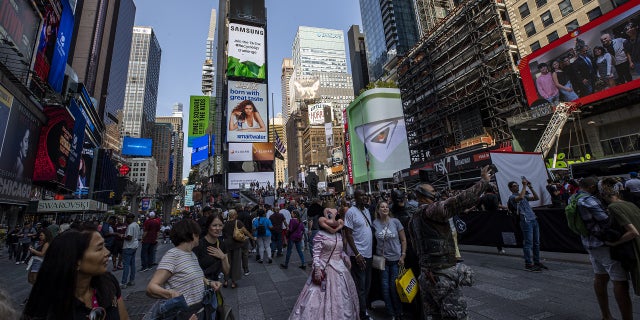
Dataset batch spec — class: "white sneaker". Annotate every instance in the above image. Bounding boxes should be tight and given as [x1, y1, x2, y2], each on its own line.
[499, 249, 506, 254]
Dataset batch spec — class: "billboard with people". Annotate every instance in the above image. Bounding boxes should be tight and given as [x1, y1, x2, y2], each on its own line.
[346, 88, 410, 184]
[227, 81, 268, 142]
[520, 2, 640, 106]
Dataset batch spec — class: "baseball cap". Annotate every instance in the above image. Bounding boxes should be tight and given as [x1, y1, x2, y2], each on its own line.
[149, 212, 156, 218]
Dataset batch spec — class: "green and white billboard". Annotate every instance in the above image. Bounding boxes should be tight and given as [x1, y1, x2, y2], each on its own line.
[188, 96, 210, 147]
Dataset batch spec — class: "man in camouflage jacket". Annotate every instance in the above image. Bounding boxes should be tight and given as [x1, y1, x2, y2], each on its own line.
[408, 165, 492, 319]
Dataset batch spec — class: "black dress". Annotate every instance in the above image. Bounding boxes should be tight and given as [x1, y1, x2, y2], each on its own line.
[194, 237, 227, 281]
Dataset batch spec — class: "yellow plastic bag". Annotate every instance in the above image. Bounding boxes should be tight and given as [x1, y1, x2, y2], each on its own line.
[395, 266, 418, 303]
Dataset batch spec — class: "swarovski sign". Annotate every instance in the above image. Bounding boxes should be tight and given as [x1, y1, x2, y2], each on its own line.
[37, 199, 108, 212]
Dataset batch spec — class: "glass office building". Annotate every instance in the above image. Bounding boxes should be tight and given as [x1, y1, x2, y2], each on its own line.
[292, 27, 348, 77]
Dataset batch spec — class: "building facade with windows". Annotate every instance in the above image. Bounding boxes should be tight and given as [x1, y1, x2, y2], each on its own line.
[156, 103, 185, 188]
[506, 0, 616, 56]
[129, 157, 158, 197]
[122, 27, 162, 139]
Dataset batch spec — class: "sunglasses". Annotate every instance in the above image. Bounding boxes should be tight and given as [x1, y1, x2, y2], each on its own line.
[89, 307, 106, 320]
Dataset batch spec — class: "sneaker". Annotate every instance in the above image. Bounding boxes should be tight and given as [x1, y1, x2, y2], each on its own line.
[120, 284, 127, 289]
[525, 264, 541, 272]
[126, 281, 135, 286]
[280, 264, 288, 269]
[258, 259, 264, 264]
[15, 261, 20, 265]
[499, 249, 506, 255]
[268, 258, 273, 264]
[244, 270, 251, 276]
[299, 265, 306, 270]
[535, 262, 549, 270]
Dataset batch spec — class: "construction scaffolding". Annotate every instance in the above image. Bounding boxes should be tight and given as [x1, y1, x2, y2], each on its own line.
[398, 0, 527, 166]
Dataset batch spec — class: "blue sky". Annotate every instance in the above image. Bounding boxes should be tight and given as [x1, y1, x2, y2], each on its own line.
[134, 0, 362, 179]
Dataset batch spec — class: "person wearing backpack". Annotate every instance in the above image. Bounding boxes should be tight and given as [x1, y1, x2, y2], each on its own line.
[508, 178, 546, 272]
[576, 177, 632, 320]
[253, 209, 274, 264]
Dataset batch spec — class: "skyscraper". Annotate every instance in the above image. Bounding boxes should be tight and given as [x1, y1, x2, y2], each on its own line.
[292, 27, 348, 77]
[281, 58, 294, 123]
[157, 103, 185, 187]
[121, 26, 162, 139]
[358, 0, 419, 81]
[152, 123, 172, 185]
[202, 9, 217, 96]
[347, 25, 369, 96]
[412, 0, 456, 37]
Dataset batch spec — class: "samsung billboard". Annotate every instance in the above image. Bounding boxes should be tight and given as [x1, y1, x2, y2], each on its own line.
[122, 137, 152, 157]
[227, 23, 266, 80]
[519, 2, 640, 107]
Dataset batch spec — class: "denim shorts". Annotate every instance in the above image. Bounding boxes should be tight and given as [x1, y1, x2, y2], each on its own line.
[587, 246, 628, 281]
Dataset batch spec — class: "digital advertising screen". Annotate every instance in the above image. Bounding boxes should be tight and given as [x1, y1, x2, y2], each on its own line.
[188, 96, 210, 147]
[228, 172, 274, 190]
[229, 0, 266, 24]
[0, 0, 40, 83]
[519, 2, 640, 107]
[191, 134, 209, 166]
[227, 23, 266, 80]
[65, 99, 87, 191]
[33, 106, 75, 185]
[122, 137, 152, 156]
[33, 1, 62, 84]
[228, 143, 253, 162]
[228, 142, 274, 172]
[48, 0, 74, 92]
[227, 81, 268, 142]
[347, 88, 411, 184]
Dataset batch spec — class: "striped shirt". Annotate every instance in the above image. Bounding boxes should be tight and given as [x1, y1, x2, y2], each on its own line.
[158, 247, 205, 306]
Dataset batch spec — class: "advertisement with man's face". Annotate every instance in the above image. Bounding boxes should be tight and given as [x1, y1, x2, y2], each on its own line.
[0, 0, 40, 83]
[520, 2, 640, 107]
[227, 81, 268, 142]
[0, 98, 41, 203]
[227, 23, 266, 80]
[347, 89, 410, 184]
[33, 106, 75, 186]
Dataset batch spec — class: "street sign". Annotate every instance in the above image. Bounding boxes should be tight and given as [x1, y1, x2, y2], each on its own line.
[119, 164, 130, 176]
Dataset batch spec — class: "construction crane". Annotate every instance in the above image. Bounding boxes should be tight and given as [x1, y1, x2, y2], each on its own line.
[533, 102, 580, 159]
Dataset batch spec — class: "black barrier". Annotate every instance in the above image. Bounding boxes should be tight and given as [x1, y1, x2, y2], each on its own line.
[457, 208, 586, 254]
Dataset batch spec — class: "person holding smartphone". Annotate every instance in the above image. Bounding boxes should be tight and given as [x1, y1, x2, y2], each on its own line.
[508, 177, 545, 272]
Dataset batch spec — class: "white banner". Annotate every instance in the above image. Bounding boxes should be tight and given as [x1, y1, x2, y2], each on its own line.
[325, 122, 333, 147]
[228, 143, 253, 161]
[228, 172, 274, 190]
[490, 152, 551, 207]
[308, 103, 327, 125]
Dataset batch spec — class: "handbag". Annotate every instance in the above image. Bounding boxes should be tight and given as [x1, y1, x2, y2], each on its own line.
[233, 221, 246, 242]
[312, 233, 338, 286]
[395, 266, 418, 303]
[145, 295, 189, 320]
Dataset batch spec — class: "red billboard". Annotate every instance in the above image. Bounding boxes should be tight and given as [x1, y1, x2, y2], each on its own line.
[519, 2, 640, 107]
[33, 106, 75, 186]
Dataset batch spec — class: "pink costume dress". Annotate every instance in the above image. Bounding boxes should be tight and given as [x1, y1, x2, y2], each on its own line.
[288, 230, 360, 320]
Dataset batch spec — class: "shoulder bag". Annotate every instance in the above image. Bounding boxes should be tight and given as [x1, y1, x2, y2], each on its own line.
[233, 220, 246, 242]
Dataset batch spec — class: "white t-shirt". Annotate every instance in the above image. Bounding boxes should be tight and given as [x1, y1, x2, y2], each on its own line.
[279, 209, 291, 229]
[123, 222, 141, 249]
[158, 247, 205, 306]
[344, 206, 373, 258]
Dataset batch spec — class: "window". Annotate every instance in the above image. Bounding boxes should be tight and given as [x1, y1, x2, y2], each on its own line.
[587, 7, 602, 21]
[541, 11, 554, 27]
[519, 3, 530, 18]
[565, 20, 579, 33]
[547, 31, 559, 43]
[530, 41, 541, 52]
[535, 0, 547, 8]
[525, 22, 536, 37]
[558, 0, 573, 16]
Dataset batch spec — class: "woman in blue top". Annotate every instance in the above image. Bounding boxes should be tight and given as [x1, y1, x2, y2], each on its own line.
[253, 209, 274, 263]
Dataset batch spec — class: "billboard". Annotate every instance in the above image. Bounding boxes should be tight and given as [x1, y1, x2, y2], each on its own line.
[75, 148, 93, 198]
[520, 2, 640, 107]
[228, 172, 274, 190]
[33, 1, 62, 85]
[228, 143, 253, 162]
[191, 134, 209, 166]
[0, 0, 40, 83]
[227, 81, 268, 142]
[48, 0, 74, 92]
[33, 106, 75, 185]
[229, 0, 266, 24]
[228, 142, 274, 172]
[325, 123, 334, 147]
[332, 147, 344, 166]
[252, 142, 274, 161]
[227, 23, 266, 80]
[65, 99, 87, 191]
[308, 103, 328, 125]
[184, 184, 195, 206]
[293, 77, 320, 100]
[122, 137, 152, 156]
[188, 96, 210, 147]
[347, 88, 410, 183]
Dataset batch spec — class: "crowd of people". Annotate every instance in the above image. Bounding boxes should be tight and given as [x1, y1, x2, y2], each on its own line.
[534, 21, 640, 103]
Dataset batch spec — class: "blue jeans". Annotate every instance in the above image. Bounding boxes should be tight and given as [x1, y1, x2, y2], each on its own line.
[380, 260, 402, 316]
[122, 248, 137, 284]
[284, 240, 305, 266]
[271, 231, 283, 254]
[520, 219, 540, 265]
[141, 242, 156, 269]
[350, 256, 372, 319]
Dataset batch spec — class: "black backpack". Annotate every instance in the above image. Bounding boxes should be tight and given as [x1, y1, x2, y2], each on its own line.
[256, 218, 267, 236]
